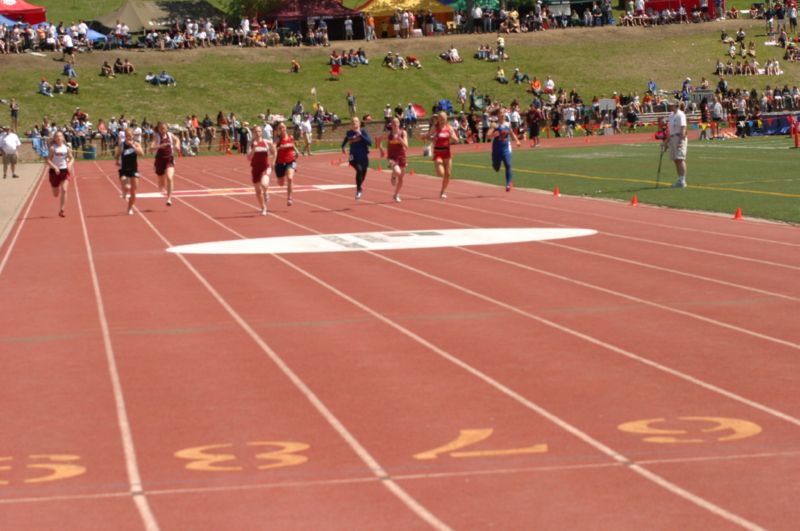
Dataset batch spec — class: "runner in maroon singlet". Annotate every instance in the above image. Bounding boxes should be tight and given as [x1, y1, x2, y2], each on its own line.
[247, 126, 276, 215]
[273, 122, 299, 206]
[379, 117, 408, 203]
[426, 111, 459, 199]
[150, 122, 179, 206]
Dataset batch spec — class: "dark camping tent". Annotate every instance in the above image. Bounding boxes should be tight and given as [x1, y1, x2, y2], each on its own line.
[264, 0, 363, 40]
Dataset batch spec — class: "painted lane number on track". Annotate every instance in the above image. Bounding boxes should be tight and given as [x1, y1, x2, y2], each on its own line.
[0, 454, 86, 485]
[414, 429, 548, 460]
[617, 417, 762, 444]
[174, 442, 310, 472]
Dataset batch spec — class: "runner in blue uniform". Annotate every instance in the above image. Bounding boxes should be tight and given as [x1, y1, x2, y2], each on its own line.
[487, 110, 520, 191]
[341, 116, 372, 200]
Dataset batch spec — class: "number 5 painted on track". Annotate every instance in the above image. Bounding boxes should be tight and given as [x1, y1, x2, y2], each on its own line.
[413, 429, 548, 460]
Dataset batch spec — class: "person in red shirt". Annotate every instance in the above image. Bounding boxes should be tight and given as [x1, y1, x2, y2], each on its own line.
[273, 122, 300, 206]
[247, 126, 276, 215]
[426, 111, 459, 199]
[151, 122, 180, 206]
[379, 117, 408, 203]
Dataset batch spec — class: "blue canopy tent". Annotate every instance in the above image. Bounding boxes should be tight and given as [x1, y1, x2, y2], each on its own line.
[86, 28, 108, 42]
[0, 14, 22, 26]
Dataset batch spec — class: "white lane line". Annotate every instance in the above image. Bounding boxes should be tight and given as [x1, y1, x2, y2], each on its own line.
[93, 166, 451, 531]
[176, 170, 767, 530]
[0, 168, 45, 278]
[311, 166, 800, 289]
[73, 174, 160, 531]
[199, 167, 800, 424]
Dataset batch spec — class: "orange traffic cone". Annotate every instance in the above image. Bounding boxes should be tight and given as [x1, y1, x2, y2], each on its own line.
[409, 168, 415, 176]
[631, 195, 639, 206]
[733, 207, 743, 220]
[376, 164, 383, 172]
[553, 186, 560, 197]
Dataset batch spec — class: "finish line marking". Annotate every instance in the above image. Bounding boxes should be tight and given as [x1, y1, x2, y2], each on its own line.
[137, 184, 354, 199]
[167, 228, 598, 255]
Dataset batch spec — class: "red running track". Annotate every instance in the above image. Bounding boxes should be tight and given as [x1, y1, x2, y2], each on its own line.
[0, 151, 798, 530]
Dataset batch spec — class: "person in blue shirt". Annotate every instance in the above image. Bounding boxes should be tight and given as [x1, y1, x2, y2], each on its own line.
[647, 79, 657, 94]
[487, 110, 520, 191]
[341, 116, 372, 199]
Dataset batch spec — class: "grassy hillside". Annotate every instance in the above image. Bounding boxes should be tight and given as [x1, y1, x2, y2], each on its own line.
[35, 0, 229, 25]
[0, 19, 791, 132]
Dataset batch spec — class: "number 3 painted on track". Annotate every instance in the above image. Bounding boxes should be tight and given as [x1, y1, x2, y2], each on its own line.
[174, 442, 310, 472]
[617, 417, 762, 444]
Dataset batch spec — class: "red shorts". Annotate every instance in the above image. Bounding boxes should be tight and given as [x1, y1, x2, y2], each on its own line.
[433, 148, 451, 161]
[389, 157, 406, 169]
[48, 168, 70, 187]
[154, 155, 174, 176]
[251, 163, 268, 184]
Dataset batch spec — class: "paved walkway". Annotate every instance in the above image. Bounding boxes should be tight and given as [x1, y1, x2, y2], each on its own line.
[0, 163, 43, 249]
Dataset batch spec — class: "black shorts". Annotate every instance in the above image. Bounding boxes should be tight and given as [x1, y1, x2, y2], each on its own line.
[65, 46, 74, 55]
[119, 169, 139, 179]
[274, 161, 296, 178]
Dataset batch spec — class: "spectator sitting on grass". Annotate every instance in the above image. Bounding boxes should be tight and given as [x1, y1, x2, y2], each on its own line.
[406, 55, 422, 69]
[113, 58, 124, 74]
[513, 68, 530, 84]
[121, 59, 135, 74]
[101, 61, 115, 78]
[54, 79, 65, 95]
[383, 51, 396, 69]
[158, 70, 176, 86]
[290, 59, 300, 73]
[63, 60, 77, 79]
[495, 67, 509, 84]
[66, 78, 79, 95]
[39, 78, 54, 97]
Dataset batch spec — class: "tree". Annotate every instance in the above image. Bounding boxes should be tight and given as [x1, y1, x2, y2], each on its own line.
[226, 0, 281, 20]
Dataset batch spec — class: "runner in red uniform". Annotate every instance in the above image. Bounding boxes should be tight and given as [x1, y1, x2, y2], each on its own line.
[150, 122, 179, 206]
[247, 126, 276, 215]
[427, 111, 459, 199]
[47, 131, 73, 217]
[379, 117, 408, 203]
[273, 122, 299, 206]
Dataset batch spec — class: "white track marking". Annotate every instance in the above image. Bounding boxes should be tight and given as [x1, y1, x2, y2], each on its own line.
[198, 167, 800, 423]
[93, 166, 451, 531]
[73, 176, 160, 531]
[0, 168, 45, 278]
[167, 228, 597, 255]
[168, 170, 769, 530]
[3, 448, 798, 507]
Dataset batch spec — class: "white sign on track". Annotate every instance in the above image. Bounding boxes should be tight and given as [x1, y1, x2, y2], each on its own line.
[167, 228, 597, 255]
[137, 184, 353, 199]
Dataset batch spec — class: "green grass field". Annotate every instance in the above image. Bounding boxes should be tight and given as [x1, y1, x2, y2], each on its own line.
[398, 136, 800, 224]
[2, 8, 797, 224]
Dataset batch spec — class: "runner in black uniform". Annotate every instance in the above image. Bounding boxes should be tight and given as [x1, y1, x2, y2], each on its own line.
[116, 127, 144, 215]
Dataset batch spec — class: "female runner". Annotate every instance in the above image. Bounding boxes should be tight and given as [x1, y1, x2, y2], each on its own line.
[47, 131, 73, 217]
[427, 111, 459, 199]
[116, 127, 144, 215]
[487, 110, 520, 191]
[151, 122, 180, 206]
[341, 116, 372, 200]
[273, 122, 300, 206]
[247, 125, 276, 215]
[378, 117, 408, 203]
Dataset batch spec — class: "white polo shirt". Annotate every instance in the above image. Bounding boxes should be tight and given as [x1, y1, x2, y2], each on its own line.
[669, 109, 686, 136]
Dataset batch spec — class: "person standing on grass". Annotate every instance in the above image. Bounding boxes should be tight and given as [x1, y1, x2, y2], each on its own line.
[341, 116, 372, 200]
[378, 117, 408, 203]
[427, 111, 459, 199]
[47, 131, 73, 218]
[487, 110, 520, 191]
[151, 122, 179, 206]
[274, 122, 299, 206]
[1, 125, 21, 179]
[9, 99, 19, 132]
[116, 127, 144, 216]
[247, 126, 276, 215]
[667, 101, 689, 188]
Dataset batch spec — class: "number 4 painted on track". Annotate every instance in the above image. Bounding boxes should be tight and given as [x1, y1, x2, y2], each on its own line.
[413, 429, 548, 461]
